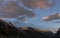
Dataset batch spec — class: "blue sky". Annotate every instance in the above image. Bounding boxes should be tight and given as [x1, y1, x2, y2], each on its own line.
[24, 0, 60, 30]
[0, 0, 60, 32]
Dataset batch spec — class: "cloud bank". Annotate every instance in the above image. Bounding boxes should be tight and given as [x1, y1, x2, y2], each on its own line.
[0, 0, 35, 18]
[21, 0, 55, 9]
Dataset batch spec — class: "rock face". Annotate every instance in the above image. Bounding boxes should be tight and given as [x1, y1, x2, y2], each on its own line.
[0, 19, 60, 38]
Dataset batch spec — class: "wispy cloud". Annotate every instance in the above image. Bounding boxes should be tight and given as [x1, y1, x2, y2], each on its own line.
[53, 21, 60, 23]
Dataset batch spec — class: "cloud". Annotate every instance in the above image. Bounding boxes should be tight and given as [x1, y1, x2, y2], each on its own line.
[0, 1, 35, 18]
[50, 28, 58, 33]
[42, 13, 60, 21]
[53, 21, 60, 23]
[21, 0, 55, 9]
[0, 0, 3, 3]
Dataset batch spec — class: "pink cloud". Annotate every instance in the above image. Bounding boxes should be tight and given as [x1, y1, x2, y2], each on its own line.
[42, 13, 60, 21]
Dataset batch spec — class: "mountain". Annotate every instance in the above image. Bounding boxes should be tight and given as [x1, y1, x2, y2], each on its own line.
[0, 19, 59, 38]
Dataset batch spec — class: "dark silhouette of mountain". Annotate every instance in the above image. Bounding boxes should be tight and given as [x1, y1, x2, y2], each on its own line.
[0, 19, 59, 38]
[55, 28, 60, 38]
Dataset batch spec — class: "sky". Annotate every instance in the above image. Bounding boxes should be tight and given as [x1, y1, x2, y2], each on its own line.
[0, 0, 60, 32]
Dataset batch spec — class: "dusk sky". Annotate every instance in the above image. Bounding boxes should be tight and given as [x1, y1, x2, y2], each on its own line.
[0, 0, 60, 32]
